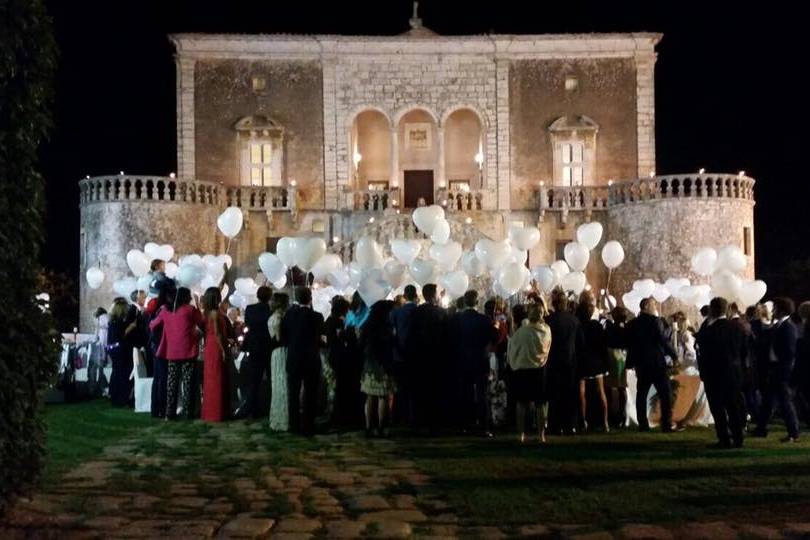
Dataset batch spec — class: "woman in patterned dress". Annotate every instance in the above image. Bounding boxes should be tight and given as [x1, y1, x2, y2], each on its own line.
[359, 300, 397, 437]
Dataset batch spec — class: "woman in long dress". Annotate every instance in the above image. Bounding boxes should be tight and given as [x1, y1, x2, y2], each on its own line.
[576, 295, 610, 432]
[201, 287, 229, 422]
[268, 293, 290, 431]
[359, 300, 397, 437]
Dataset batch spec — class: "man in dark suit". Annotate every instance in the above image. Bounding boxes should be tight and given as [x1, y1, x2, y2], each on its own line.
[452, 289, 498, 436]
[390, 284, 419, 425]
[696, 297, 748, 448]
[545, 289, 584, 435]
[281, 286, 325, 436]
[626, 297, 679, 432]
[239, 286, 273, 419]
[753, 297, 801, 442]
[407, 283, 450, 433]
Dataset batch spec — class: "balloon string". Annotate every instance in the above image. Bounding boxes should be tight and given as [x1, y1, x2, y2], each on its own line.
[225, 237, 231, 255]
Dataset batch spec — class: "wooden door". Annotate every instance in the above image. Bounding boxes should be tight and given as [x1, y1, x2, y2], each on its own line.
[403, 170, 434, 208]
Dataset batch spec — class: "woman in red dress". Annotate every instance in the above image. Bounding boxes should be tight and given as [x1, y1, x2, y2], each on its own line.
[201, 287, 229, 422]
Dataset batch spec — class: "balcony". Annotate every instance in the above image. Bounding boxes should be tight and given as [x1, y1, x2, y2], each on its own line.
[79, 175, 297, 215]
[437, 187, 486, 212]
[342, 187, 400, 212]
[538, 173, 755, 222]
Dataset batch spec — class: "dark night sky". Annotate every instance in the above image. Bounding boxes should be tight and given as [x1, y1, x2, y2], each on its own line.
[41, 1, 808, 289]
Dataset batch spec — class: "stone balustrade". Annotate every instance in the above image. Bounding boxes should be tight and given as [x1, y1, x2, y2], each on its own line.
[538, 173, 755, 221]
[437, 187, 485, 212]
[79, 175, 296, 213]
[343, 188, 400, 212]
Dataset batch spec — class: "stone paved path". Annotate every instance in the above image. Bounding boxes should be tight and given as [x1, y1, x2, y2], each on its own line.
[2, 421, 810, 539]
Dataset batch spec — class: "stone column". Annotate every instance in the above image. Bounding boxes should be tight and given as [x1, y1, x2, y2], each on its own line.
[176, 56, 196, 180]
[390, 128, 399, 188]
[495, 58, 511, 211]
[635, 51, 657, 178]
[321, 54, 339, 210]
[437, 126, 446, 189]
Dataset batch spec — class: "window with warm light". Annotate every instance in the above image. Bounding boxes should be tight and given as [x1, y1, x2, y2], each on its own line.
[248, 142, 272, 186]
[560, 142, 585, 186]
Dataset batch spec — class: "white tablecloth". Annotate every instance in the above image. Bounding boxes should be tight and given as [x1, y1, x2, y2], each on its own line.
[625, 369, 713, 427]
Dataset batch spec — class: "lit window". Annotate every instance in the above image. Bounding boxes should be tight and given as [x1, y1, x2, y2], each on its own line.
[743, 227, 752, 256]
[247, 142, 273, 186]
[560, 142, 584, 186]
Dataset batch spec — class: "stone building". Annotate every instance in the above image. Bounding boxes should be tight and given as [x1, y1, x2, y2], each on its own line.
[78, 13, 755, 330]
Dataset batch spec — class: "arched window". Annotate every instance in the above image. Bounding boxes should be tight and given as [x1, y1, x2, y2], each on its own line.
[235, 115, 285, 187]
[549, 115, 599, 187]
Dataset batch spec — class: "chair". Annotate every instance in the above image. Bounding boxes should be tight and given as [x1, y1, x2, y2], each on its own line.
[131, 348, 153, 413]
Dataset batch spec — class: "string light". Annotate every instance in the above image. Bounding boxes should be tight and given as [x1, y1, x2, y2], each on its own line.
[464, 217, 472, 225]
[607, 179, 614, 186]
[119, 171, 125, 175]
[332, 236, 340, 243]
[698, 168, 705, 174]
[649, 171, 655, 177]
[738, 170, 746, 177]
[368, 217, 375, 223]
[169, 172, 176, 179]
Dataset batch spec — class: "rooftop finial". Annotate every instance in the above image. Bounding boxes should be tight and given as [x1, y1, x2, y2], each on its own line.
[409, 1, 422, 29]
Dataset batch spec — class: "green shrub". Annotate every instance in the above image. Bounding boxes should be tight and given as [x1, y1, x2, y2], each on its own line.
[0, 0, 59, 515]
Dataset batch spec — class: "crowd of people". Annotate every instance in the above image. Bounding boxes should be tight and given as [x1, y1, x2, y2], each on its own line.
[94, 257, 810, 447]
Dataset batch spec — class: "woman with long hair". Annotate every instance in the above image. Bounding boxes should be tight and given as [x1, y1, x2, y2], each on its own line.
[326, 295, 352, 427]
[146, 280, 175, 418]
[576, 295, 610, 432]
[201, 287, 229, 422]
[605, 306, 630, 428]
[268, 292, 291, 431]
[342, 291, 368, 426]
[107, 298, 136, 407]
[359, 300, 397, 437]
[149, 286, 204, 419]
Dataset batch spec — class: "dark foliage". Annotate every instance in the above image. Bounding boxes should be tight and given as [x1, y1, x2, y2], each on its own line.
[0, 0, 60, 515]
[37, 270, 79, 333]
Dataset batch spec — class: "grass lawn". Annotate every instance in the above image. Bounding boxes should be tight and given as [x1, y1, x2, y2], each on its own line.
[395, 427, 810, 528]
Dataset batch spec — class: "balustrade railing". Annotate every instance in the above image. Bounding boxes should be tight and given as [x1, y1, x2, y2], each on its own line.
[438, 188, 485, 212]
[79, 175, 296, 213]
[344, 188, 400, 212]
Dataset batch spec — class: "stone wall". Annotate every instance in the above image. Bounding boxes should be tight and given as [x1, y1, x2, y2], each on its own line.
[607, 198, 755, 304]
[509, 58, 639, 210]
[79, 202, 221, 331]
[194, 59, 324, 208]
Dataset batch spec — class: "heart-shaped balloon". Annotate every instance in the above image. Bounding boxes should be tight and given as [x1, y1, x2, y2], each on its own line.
[176, 263, 205, 288]
[126, 249, 151, 277]
[576, 222, 604, 250]
[508, 248, 528, 266]
[531, 266, 557, 293]
[86, 267, 105, 289]
[271, 275, 287, 289]
[738, 279, 767, 307]
[178, 254, 203, 268]
[355, 236, 383, 269]
[711, 269, 743, 301]
[475, 238, 511, 269]
[409, 258, 437, 286]
[295, 237, 327, 272]
[217, 206, 244, 239]
[441, 269, 469, 299]
[328, 269, 351, 290]
[633, 279, 656, 299]
[390, 239, 422, 265]
[429, 241, 462, 271]
[165, 262, 179, 279]
[665, 277, 691, 299]
[563, 242, 590, 272]
[310, 253, 342, 282]
[412, 205, 445, 235]
[383, 260, 408, 288]
[550, 260, 570, 280]
[113, 277, 138, 298]
[235, 277, 259, 297]
[202, 254, 230, 282]
[496, 262, 530, 296]
[509, 226, 541, 251]
[144, 242, 175, 262]
[652, 283, 671, 303]
[691, 247, 718, 277]
[136, 274, 152, 293]
[258, 252, 288, 282]
[357, 269, 391, 307]
[461, 251, 487, 277]
[601, 241, 625, 269]
[430, 218, 451, 244]
[622, 290, 642, 314]
[347, 261, 365, 287]
[276, 237, 298, 268]
[716, 244, 747, 273]
[560, 271, 587, 295]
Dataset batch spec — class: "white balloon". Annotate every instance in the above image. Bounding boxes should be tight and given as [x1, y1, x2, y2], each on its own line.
[112, 277, 137, 298]
[178, 254, 203, 268]
[632, 279, 656, 299]
[354, 236, 384, 269]
[383, 260, 408, 288]
[738, 280, 767, 307]
[144, 242, 174, 263]
[601, 241, 625, 269]
[691, 247, 718, 277]
[508, 248, 528, 266]
[665, 277, 691, 299]
[229, 292, 246, 310]
[390, 239, 422, 265]
[295, 237, 327, 272]
[531, 265, 557, 293]
[711, 269, 743, 301]
[311, 254, 342, 282]
[86, 267, 105, 289]
[622, 290, 642, 315]
[442, 270, 470, 299]
[357, 269, 391, 307]
[563, 242, 590, 272]
[165, 262, 179, 279]
[652, 283, 671, 303]
[412, 205, 445, 235]
[272, 275, 287, 289]
[126, 249, 151, 277]
[550, 260, 571, 280]
[475, 238, 511, 269]
[202, 254, 229, 282]
[176, 263, 205, 288]
[136, 274, 152, 293]
[430, 218, 451, 244]
[429, 241, 463, 271]
[492, 279, 511, 299]
[716, 244, 747, 273]
[409, 258, 437, 286]
[217, 206, 244, 239]
[509, 226, 541, 251]
[235, 277, 259, 297]
[694, 284, 713, 309]
[328, 269, 351, 290]
[258, 252, 288, 282]
[560, 271, 587, 295]
[276, 237, 298, 267]
[348, 261, 365, 287]
[576, 222, 604, 250]
[199, 274, 218, 292]
[496, 262, 530, 296]
[461, 251, 487, 278]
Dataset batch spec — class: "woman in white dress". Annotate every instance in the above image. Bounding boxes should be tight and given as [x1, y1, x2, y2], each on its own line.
[268, 293, 290, 431]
